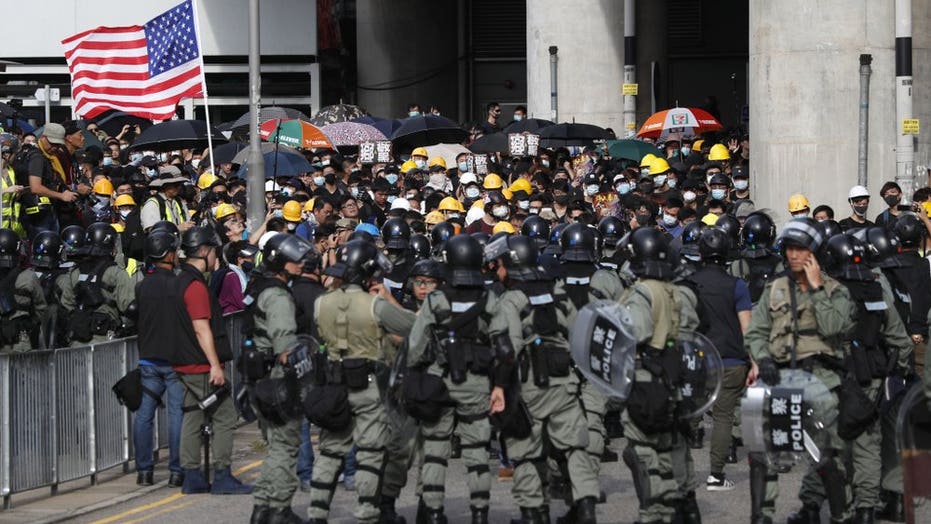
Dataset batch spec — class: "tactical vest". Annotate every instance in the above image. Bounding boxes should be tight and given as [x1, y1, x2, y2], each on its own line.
[637, 279, 680, 350]
[735, 256, 781, 303]
[560, 262, 597, 310]
[178, 264, 233, 364]
[316, 286, 382, 361]
[136, 266, 199, 362]
[841, 278, 889, 380]
[242, 274, 290, 354]
[766, 275, 841, 362]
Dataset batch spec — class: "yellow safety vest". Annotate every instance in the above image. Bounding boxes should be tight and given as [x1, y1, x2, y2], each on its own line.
[1, 167, 24, 237]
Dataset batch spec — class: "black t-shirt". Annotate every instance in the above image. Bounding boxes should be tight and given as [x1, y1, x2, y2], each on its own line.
[838, 216, 874, 231]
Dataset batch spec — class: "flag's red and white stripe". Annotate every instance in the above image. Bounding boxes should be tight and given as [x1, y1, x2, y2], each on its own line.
[62, 26, 202, 121]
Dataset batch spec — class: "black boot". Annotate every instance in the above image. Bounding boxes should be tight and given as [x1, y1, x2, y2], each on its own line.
[748, 458, 768, 524]
[786, 504, 821, 524]
[266, 506, 306, 524]
[601, 448, 618, 462]
[548, 476, 570, 501]
[876, 491, 904, 522]
[575, 496, 597, 524]
[450, 434, 462, 459]
[853, 507, 874, 524]
[379, 496, 407, 524]
[725, 438, 738, 464]
[689, 427, 705, 449]
[250, 505, 271, 524]
[470, 506, 489, 524]
[512, 507, 544, 524]
[681, 491, 701, 524]
[420, 505, 446, 524]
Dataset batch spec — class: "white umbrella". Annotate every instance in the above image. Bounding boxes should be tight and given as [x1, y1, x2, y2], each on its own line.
[425, 143, 471, 170]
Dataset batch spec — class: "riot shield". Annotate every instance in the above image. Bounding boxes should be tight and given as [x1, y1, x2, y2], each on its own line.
[676, 331, 723, 420]
[896, 382, 931, 524]
[569, 300, 638, 401]
[740, 369, 834, 470]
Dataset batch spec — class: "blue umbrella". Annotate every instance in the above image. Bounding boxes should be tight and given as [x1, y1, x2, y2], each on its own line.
[4, 119, 34, 133]
[235, 149, 313, 179]
[352, 116, 402, 138]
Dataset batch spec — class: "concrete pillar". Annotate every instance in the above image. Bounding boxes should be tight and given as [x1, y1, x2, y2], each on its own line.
[750, 0, 931, 222]
[355, 0, 458, 120]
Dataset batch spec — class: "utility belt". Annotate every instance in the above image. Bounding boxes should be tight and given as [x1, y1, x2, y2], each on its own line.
[845, 342, 892, 386]
[0, 315, 35, 346]
[518, 338, 573, 388]
[68, 309, 119, 343]
[238, 340, 276, 384]
[324, 358, 375, 391]
[776, 352, 845, 374]
[436, 338, 493, 384]
[628, 343, 682, 434]
[635, 343, 683, 388]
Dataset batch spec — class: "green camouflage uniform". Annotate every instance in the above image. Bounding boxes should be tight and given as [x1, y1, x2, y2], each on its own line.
[0, 268, 47, 353]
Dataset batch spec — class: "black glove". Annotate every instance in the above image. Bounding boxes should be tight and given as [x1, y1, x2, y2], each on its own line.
[758, 358, 780, 386]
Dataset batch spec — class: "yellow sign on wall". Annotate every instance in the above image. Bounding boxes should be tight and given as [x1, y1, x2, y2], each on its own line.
[903, 119, 920, 135]
[622, 83, 639, 96]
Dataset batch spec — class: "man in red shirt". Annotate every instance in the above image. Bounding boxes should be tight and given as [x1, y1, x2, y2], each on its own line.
[174, 226, 251, 495]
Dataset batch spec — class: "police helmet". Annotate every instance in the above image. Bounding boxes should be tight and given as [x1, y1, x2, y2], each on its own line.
[739, 212, 776, 258]
[714, 215, 741, 251]
[409, 258, 446, 282]
[442, 234, 484, 286]
[326, 239, 389, 285]
[382, 218, 411, 250]
[894, 213, 925, 248]
[597, 216, 628, 249]
[817, 219, 842, 242]
[86, 222, 117, 257]
[699, 227, 730, 264]
[145, 230, 180, 261]
[520, 215, 551, 249]
[263, 233, 313, 273]
[32, 231, 63, 269]
[409, 234, 431, 261]
[470, 232, 490, 248]
[679, 221, 705, 258]
[348, 230, 376, 244]
[485, 234, 540, 282]
[549, 222, 570, 248]
[181, 226, 219, 257]
[430, 221, 459, 255]
[61, 225, 87, 259]
[624, 227, 673, 280]
[850, 226, 901, 268]
[777, 217, 823, 253]
[0, 228, 21, 268]
[558, 222, 597, 263]
[150, 220, 181, 239]
[822, 233, 872, 281]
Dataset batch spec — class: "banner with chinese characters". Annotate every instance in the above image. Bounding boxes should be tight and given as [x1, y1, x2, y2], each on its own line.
[359, 141, 392, 164]
[768, 387, 805, 453]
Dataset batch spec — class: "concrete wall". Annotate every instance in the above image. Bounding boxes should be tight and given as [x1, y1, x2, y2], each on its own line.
[750, 0, 931, 223]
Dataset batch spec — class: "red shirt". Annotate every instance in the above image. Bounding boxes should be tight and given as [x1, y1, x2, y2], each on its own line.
[174, 280, 213, 374]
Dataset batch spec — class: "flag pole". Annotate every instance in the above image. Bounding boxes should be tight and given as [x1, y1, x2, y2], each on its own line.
[190, 0, 214, 170]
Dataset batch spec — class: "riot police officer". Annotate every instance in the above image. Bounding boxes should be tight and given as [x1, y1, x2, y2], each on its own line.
[59, 222, 135, 345]
[745, 218, 855, 524]
[307, 239, 414, 524]
[32, 231, 67, 348]
[406, 234, 499, 524]
[888, 214, 929, 378]
[596, 215, 628, 271]
[0, 228, 45, 353]
[486, 234, 599, 524]
[382, 217, 414, 303]
[247, 233, 314, 524]
[730, 212, 782, 304]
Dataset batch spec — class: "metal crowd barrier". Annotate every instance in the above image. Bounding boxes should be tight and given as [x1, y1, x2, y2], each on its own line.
[0, 313, 245, 509]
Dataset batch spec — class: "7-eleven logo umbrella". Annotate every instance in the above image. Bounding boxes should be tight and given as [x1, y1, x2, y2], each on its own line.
[637, 107, 723, 141]
[260, 118, 334, 150]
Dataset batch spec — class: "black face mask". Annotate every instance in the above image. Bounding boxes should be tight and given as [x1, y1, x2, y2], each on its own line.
[636, 213, 654, 227]
[241, 261, 255, 273]
[324, 174, 337, 185]
[884, 195, 900, 207]
[554, 195, 569, 206]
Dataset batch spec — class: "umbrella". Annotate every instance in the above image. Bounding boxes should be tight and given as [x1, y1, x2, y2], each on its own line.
[503, 118, 554, 134]
[426, 143, 471, 169]
[636, 107, 723, 141]
[211, 142, 248, 164]
[309, 104, 368, 126]
[128, 120, 227, 152]
[319, 121, 387, 147]
[606, 139, 662, 162]
[230, 142, 304, 165]
[353, 116, 403, 139]
[230, 106, 310, 133]
[4, 118, 34, 133]
[235, 149, 314, 179]
[91, 110, 153, 138]
[391, 115, 468, 150]
[260, 119, 334, 150]
[468, 133, 509, 154]
[539, 123, 610, 148]
[0, 103, 20, 119]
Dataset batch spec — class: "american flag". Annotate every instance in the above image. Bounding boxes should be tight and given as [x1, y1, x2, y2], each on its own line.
[61, 0, 204, 121]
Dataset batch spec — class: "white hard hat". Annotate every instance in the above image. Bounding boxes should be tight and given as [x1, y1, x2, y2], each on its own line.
[264, 180, 278, 192]
[258, 231, 278, 250]
[459, 172, 478, 186]
[390, 198, 411, 211]
[848, 185, 870, 200]
[465, 206, 485, 226]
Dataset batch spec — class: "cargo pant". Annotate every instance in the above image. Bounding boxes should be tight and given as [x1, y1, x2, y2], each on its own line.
[381, 407, 421, 500]
[505, 370, 599, 511]
[252, 369, 302, 510]
[623, 413, 680, 523]
[709, 365, 748, 476]
[420, 370, 492, 511]
[548, 380, 607, 494]
[178, 371, 237, 471]
[307, 380, 388, 523]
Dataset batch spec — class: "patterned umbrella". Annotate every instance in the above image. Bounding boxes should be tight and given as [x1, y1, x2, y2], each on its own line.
[230, 106, 310, 133]
[319, 121, 387, 146]
[636, 107, 722, 141]
[309, 104, 368, 126]
[352, 116, 403, 139]
[260, 119, 334, 150]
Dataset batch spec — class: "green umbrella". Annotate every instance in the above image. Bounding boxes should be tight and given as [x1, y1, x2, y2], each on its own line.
[606, 139, 661, 162]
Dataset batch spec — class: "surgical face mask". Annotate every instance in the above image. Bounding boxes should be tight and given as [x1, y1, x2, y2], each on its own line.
[792, 211, 808, 218]
[191, 158, 200, 169]
[102, 157, 113, 166]
[734, 179, 749, 191]
[324, 173, 337, 185]
[636, 213, 653, 226]
[683, 190, 697, 203]
[406, 191, 417, 199]
[680, 147, 691, 157]
[387, 195, 397, 204]
[146, 168, 157, 178]
[414, 159, 427, 169]
[662, 213, 678, 227]
[585, 184, 599, 196]
[666, 178, 677, 189]
[513, 114, 523, 122]
[616, 182, 631, 195]
[465, 186, 481, 199]
[492, 205, 509, 218]
[313, 176, 325, 186]
[119, 209, 132, 220]
[130, 152, 143, 163]
[710, 188, 726, 200]
[529, 207, 540, 214]
[385, 174, 399, 185]
[350, 186, 360, 197]
[852, 203, 869, 217]
[273, 209, 283, 218]
[158, 153, 169, 163]
[280, 188, 292, 197]
[409, 111, 421, 118]
[287, 222, 297, 231]
[458, 161, 469, 172]
[653, 175, 667, 187]
[517, 199, 530, 210]
[884, 194, 900, 207]
[428, 173, 446, 188]
[640, 168, 650, 177]
[541, 159, 550, 168]
[447, 212, 460, 219]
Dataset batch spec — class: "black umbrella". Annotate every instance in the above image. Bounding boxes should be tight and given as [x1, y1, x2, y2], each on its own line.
[468, 133, 509, 154]
[230, 106, 310, 133]
[391, 115, 469, 150]
[503, 118, 554, 134]
[211, 142, 248, 164]
[0, 102, 18, 119]
[91, 110, 153, 138]
[309, 104, 368, 126]
[539, 123, 610, 148]
[128, 120, 228, 152]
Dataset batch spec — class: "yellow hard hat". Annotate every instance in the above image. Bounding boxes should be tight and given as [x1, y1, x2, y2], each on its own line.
[215, 203, 238, 220]
[788, 193, 810, 213]
[93, 178, 114, 196]
[501, 188, 513, 200]
[282, 200, 302, 222]
[197, 172, 217, 189]
[701, 213, 720, 226]
[708, 143, 731, 161]
[692, 139, 705, 152]
[425, 210, 445, 225]
[428, 156, 447, 169]
[640, 153, 657, 169]
[304, 199, 315, 212]
[411, 147, 429, 158]
[113, 194, 136, 208]
[483, 173, 503, 190]
[438, 196, 465, 213]
[649, 157, 671, 176]
[492, 221, 516, 235]
[400, 159, 418, 174]
[508, 178, 532, 195]
[471, 199, 485, 209]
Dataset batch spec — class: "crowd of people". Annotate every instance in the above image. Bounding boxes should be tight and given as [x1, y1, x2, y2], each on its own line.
[0, 107, 929, 524]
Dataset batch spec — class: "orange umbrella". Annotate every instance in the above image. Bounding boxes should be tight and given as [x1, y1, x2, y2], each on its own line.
[636, 107, 722, 141]
[260, 118, 334, 150]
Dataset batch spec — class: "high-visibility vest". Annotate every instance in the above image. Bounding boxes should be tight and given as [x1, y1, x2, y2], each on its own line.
[1, 166, 24, 237]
